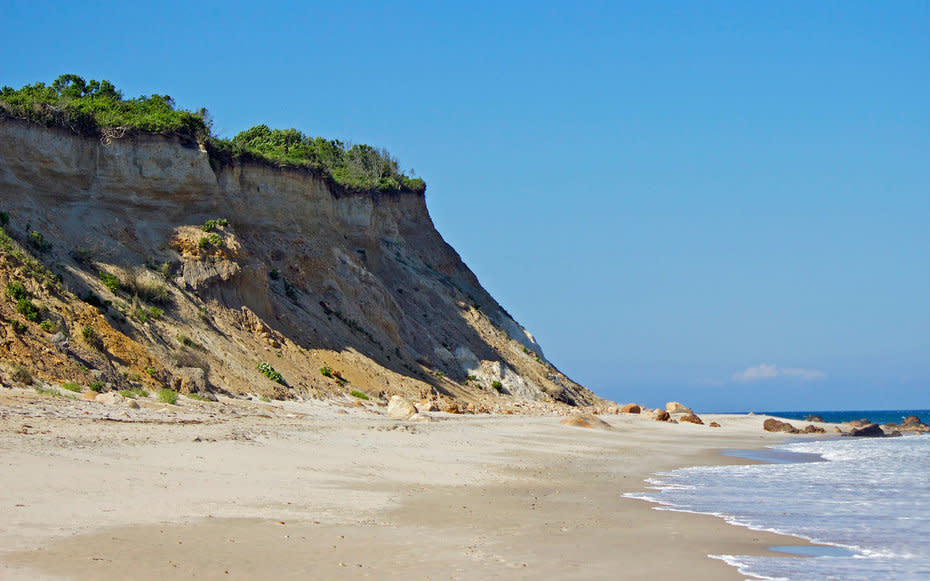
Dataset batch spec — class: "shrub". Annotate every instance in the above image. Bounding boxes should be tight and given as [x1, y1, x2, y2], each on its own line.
[16, 298, 40, 321]
[125, 270, 169, 304]
[88, 381, 105, 392]
[320, 366, 333, 378]
[62, 382, 81, 392]
[7, 281, 28, 301]
[207, 233, 222, 246]
[201, 219, 217, 232]
[39, 320, 56, 333]
[0, 211, 8, 225]
[35, 386, 59, 396]
[99, 271, 121, 293]
[28, 231, 51, 252]
[84, 292, 104, 307]
[350, 390, 369, 400]
[82, 326, 104, 350]
[491, 380, 504, 393]
[187, 392, 209, 401]
[198, 237, 210, 250]
[11, 364, 33, 385]
[157, 388, 178, 404]
[257, 362, 284, 384]
[259, 395, 271, 403]
[119, 389, 137, 399]
[11, 320, 27, 333]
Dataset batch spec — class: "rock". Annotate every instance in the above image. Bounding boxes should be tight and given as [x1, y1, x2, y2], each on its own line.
[386, 395, 417, 420]
[620, 403, 641, 414]
[96, 391, 123, 405]
[172, 367, 207, 395]
[415, 399, 439, 413]
[802, 424, 826, 434]
[763, 418, 799, 433]
[804, 415, 824, 422]
[847, 418, 871, 428]
[833, 426, 844, 433]
[559, 414, 612, 430]
[898, 415, 930, 433]
[708, 421, 721, 428]
[680, 413, 704, 425]
[126, 399, 140, 409]
[654, 410, 670, 422]
[848, 424, 885, 438]
[443, 401, 462, 414]
[82, 391, 98, 401]
[665, 401, 693, 414]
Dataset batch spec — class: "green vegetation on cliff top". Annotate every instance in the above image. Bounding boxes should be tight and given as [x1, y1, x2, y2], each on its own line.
[0, 74, 424, 194]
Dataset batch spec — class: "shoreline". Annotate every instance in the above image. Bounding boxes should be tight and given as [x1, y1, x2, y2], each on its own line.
[0, 389, 827, 580]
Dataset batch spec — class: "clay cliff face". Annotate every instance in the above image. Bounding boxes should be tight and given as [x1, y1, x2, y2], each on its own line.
[0, 118, 597, 407]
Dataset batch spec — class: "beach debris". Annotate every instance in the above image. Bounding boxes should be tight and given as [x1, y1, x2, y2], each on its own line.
[386, 395, 417, 420]
[559, 414, 612, 430]
[620, 403, 641, 414]
[763, 418, 799, 433]
[665, 401, 693, 414]
[680, 413, 704, 425]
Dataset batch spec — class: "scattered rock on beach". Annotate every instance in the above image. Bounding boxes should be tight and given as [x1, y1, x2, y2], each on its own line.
[847, 424, 886, 438]
[386, 396, 417, 420]
[763, 418, 799, 434]
[96, 391, 123, 405]
[804, 415, 825, 422]
[894, 416, 930, 433]
[708, 421, 721, 428]
[620, 404, 641, 414]
[802, 424, 826, 434]
[654, 410, 670, 422]
[665, 402, 693, 414]
[680, 413, 704, 425]
[559, 414, 612, 430]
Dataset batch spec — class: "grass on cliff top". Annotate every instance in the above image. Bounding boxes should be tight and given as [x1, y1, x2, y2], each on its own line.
[0, 74, 424, 194]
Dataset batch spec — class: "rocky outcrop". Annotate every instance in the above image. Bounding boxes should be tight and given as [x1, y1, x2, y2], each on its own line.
[886, 415, 930, 434]
[620, 403, 641, 414]
[802, 424, 826, 434]
[847, 424, 886, 438]
[0, 118, 598, 407]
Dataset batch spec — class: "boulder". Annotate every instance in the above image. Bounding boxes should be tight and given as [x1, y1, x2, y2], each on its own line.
[443, 401, 462, 414]
[763, 418, 799, 434]
[386, 395, 417, 420]
[708, 421, 721, 428]
[172, 367, 208, 394]
[848, 423, 885, 437]
[654, 410, 670, 422]
[415, 400, 439, 413]
[666, 401, 693, 414]
[126, 399, 141, 409]
[680, 413, 704, 425]
[96, 391, 123, 405]
[899, 416, 930, 433]
[559, 414, 613, 430]
[847, 418, 871, 428]
[620, 403, 641, 414]
[804, 414, 825, 422]
[82, 391, 98, 401]
[802, 424, 826, 434]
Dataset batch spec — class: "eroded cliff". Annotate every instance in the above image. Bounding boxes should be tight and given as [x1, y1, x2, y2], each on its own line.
[0, 117, 597, 408]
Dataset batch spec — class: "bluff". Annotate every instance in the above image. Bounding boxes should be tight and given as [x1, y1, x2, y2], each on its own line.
[0, 117, 597, 408]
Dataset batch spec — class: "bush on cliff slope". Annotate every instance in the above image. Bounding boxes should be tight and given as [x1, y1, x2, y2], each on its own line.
[0, 74, 424, 194]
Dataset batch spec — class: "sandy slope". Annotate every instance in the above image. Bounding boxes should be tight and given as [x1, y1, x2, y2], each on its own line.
[0, 390, 822, 580]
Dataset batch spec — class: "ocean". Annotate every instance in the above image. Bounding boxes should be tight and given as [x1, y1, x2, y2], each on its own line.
[627, 410, 930, 581]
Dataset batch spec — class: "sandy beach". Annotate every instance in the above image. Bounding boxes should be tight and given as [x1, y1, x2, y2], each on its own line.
[0, 390, 821, 580]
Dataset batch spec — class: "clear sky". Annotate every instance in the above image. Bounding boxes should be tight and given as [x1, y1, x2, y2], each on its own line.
[3, 1, 927, 411]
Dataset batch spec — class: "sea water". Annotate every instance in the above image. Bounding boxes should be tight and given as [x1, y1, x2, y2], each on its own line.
[627, 432, 930, 580]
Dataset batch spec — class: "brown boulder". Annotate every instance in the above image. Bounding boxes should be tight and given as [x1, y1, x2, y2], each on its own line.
[763, 418, 799, 434]
[620, 403, 641, 414]
[680, 413, 704, 425]
[898, 415, 930, 433]
[655, 410, 670, 422]
[443, 401, 462, 414]
[559, 414, 613, 430]
[848, 423, 885, 438]
[802, 424, 826, 434]
[666, 401, 693, 414]
[708, 421, 721, 428]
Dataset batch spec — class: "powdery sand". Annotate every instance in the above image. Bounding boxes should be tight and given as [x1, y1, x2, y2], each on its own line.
[0, 391, 819, 580]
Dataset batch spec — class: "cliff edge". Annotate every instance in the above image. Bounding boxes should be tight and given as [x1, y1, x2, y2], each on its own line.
[0, 117, 598, 409]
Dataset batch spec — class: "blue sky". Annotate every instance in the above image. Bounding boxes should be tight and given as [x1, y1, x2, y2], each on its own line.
[3, 1, 927, 411]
